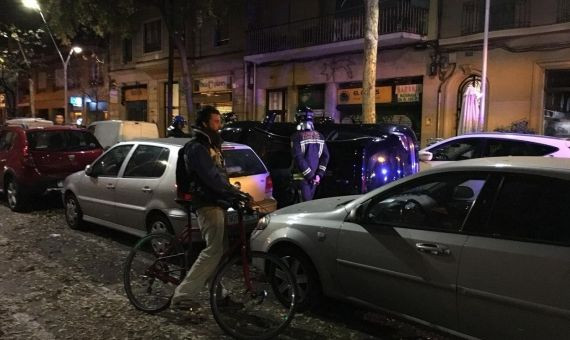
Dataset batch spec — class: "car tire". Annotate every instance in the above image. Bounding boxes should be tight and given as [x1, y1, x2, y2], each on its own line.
[147, 213, 174, 235]
[274, 247, 321, 312]
[5, 177, 27, 212]
[64, 193, 84, 230]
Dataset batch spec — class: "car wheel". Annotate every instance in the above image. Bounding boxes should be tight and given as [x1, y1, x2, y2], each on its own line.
[274, 247, 321, 312]
[147, 214, 174, 235]
[65, 193, 84, 230]
[5, 178, 26, 212]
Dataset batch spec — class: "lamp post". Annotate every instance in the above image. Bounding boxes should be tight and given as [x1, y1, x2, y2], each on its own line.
[63, 46, 82, 122]
[22, 0, 82, 123]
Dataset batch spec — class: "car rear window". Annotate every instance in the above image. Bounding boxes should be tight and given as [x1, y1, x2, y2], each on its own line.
[223, 148, 267, 177]
[27, 130, 101, 151]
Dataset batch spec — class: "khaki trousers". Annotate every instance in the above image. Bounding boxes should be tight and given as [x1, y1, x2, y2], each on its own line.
[172, 205, 225, 302]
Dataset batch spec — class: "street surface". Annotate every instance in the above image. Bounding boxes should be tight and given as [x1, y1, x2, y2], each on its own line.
[0, 197, 454, 340]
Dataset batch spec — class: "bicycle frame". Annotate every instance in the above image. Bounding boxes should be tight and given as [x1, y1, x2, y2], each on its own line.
[148, 200, 256, 291]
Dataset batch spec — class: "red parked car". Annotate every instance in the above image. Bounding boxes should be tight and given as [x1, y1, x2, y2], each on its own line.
[0, 124, 103, 211]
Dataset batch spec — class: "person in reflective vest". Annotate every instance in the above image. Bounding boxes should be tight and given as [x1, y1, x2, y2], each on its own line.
[291, 106, 330, 201]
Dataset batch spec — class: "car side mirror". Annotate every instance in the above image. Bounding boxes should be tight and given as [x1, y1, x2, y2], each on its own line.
[85, 164, 96, 177]
[419, 151, 433, 162]
[346, 202, 367, 223]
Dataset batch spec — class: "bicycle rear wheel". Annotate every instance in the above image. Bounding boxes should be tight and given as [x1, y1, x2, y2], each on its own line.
[210, 251, 297, 340]
[123, 232, 187, 313]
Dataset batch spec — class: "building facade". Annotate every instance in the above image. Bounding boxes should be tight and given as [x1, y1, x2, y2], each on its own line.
[107, 1, 247, 136]
[18, 0, 565, 145]
[244, 0, 436, 144]
[438, 0, 570, 140]
[244, 0, 570, 146]
[16, 49, 108, 126]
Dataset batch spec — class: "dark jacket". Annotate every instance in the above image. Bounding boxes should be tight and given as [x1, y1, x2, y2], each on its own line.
[167, 126, 188, 138]
[182, 128, 239, 209]
[291, 129, 330, 181]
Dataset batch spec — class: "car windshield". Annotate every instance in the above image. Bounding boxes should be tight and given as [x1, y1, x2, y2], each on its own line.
[27, 130, 101, 151]
[223, 148, 267, 177]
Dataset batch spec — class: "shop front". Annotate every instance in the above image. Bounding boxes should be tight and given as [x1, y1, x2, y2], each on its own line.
[544, 69, 570, 138]
[86, 100, 109, 124]
[298, 84, 325, 119]
[69, 96, 84, 125]
[337, 76, 423, 140]
[193, 75, 233, 114]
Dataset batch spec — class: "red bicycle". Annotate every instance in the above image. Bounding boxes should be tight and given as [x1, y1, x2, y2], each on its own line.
[123, 197, 297, 339]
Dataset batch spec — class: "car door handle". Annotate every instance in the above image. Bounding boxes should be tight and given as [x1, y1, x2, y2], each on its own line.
[415, 243, 451, 256]
[141, 187, 152, 193]
[106, 184, 115, 190]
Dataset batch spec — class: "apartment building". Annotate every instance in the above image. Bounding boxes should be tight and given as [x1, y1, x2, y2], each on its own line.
[438, 0, 570, 139]
[107, 1, 247, 136]
[84, 0, 570, 145]
[245, 0, 436, 144]
[13, 49, 107, 125]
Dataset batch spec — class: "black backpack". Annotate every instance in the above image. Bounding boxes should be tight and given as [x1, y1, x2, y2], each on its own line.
[176, 142, 193, 194]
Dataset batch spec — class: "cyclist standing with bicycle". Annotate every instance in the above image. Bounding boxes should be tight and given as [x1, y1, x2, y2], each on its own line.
[171, 105, 247, 309]
[291, 106, 330, 202]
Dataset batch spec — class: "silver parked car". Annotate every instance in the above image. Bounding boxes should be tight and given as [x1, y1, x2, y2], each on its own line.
[251, 157, 570, 339]
[63, 138, 277, 239]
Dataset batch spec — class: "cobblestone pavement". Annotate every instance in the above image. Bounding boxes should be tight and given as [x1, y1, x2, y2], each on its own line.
[0, 198, 455, 340]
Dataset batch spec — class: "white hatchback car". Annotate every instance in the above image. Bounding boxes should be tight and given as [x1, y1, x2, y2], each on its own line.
[62, 138, 277, 240]
[418, 133, 570, 170]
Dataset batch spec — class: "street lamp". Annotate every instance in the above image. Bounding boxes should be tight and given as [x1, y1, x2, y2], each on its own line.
[22, 0, 82, 122]
[63, 46, 82, 122]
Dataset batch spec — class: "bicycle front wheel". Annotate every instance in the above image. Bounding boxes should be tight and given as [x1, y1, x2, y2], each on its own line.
[210, 251, 297, 340]
[123, 232, 187, 313]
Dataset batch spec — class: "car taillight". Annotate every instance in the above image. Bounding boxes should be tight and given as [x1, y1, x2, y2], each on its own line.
[265, 175, 273, 194]
[22, 145, 36, 168]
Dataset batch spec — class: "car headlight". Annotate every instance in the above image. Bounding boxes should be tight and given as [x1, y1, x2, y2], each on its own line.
[254, 215, 270, 232]
[251, 215, 270, 241]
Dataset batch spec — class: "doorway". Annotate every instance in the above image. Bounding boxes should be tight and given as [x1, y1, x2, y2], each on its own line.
[126, 100, 148, 121]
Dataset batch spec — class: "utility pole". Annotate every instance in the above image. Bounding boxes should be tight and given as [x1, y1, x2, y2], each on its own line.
[479, 0, 490, 131]
[166, 0, 174, 132]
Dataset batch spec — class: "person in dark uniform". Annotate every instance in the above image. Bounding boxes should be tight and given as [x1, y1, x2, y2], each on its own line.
[290, 106, 330, 201]
[167, 115, 188, 137]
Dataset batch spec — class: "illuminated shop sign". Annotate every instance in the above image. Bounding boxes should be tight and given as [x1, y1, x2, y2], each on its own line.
[69, 96, 83, 107]
[337, 86, 392, 105]
[395, 84, 423, 102]
[195, 75, 231, 93]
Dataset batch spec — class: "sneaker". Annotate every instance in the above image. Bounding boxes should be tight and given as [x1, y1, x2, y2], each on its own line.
[170, 298, 201, 310]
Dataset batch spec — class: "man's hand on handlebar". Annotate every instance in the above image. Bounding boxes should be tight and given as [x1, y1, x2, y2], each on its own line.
[233, 192, 254, 213]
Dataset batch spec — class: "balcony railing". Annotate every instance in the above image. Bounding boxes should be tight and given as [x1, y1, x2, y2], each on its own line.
[246, 0, 429, 55]
[558, 0, 570, 22]
[462, 0, 530, 35]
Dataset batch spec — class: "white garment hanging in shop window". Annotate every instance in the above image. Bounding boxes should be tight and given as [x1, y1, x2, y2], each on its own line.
[458, 84, 483, 134]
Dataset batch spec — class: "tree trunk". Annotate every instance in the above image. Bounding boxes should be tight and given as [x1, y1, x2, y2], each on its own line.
[173, 34, 193, 132]
[362, 0, 379, 124]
